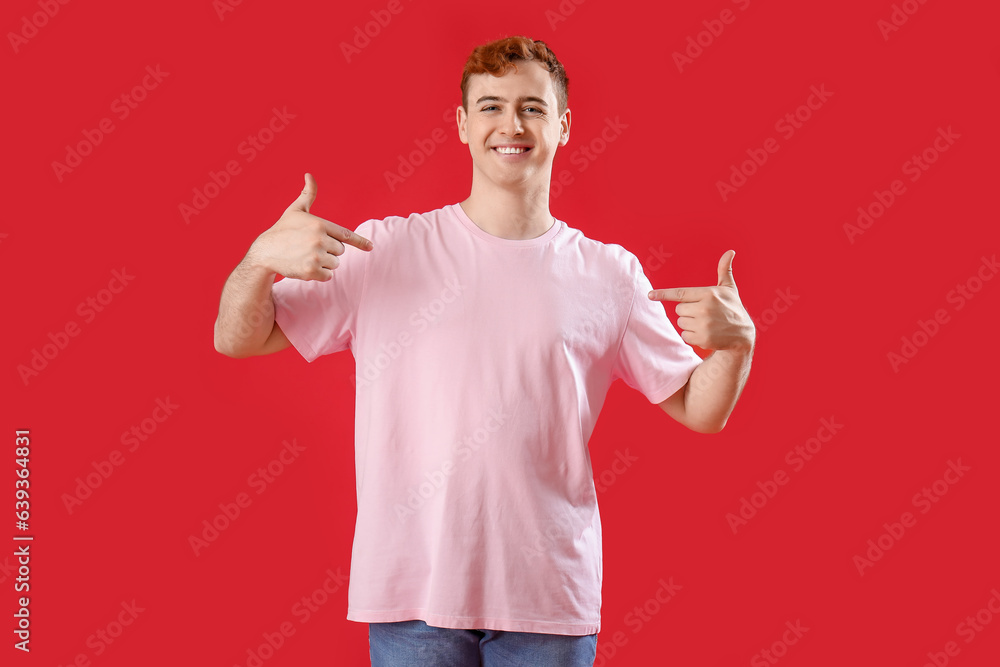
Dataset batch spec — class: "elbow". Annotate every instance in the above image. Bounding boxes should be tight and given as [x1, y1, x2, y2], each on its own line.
[214, 340, 235, 358]
[215, 338, 251, 359]
[213, 322, 245, 358]
[687, 417, 728, 435]
[214, 337, 236, 358]
[213, 321, 230, 357]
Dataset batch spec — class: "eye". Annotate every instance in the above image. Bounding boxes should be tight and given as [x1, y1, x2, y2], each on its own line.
[481, 105, 499, 112]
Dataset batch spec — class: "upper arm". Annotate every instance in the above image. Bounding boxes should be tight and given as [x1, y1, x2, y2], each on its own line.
[257, 319, 292, 356]
[657, 374, 727, 434]
[216, 318, 291, 358]
[658, 380, 688, 424]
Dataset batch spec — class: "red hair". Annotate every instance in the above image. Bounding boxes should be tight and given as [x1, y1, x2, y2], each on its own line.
[460, 36, 569, 115]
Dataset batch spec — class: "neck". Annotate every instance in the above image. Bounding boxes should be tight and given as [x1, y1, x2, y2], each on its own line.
[460, 171, 554, 240]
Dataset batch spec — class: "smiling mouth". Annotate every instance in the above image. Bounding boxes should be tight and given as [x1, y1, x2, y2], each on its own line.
[492, 146, 531, 155]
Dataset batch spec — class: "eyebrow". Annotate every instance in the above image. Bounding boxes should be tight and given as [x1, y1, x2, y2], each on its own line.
[475, 95, 549, 108]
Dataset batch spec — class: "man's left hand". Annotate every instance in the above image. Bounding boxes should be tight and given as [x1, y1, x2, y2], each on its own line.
[647, 250, 756, 352]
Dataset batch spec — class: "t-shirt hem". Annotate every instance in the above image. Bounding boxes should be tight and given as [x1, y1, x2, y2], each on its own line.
[645, 358, 702, 405]
[271, 287, 321, 363]
[346, 608, 600, 635]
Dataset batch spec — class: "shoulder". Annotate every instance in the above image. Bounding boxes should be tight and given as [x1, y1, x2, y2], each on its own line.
[556, 220, 643, 276]
[354, 203, 458, 244]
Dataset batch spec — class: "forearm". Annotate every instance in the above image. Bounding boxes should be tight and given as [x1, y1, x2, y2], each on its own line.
[676, 344, 754, 433]
[214, 251, 278, 357]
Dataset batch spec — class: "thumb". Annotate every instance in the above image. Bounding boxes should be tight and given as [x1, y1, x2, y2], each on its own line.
[717, 250, 737, 287]
[291, 172, 318, 212]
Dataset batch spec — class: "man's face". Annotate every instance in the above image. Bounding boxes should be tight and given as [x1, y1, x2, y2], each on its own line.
[457, 61, 571, 190]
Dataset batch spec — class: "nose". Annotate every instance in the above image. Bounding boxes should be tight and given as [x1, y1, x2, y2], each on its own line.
[499, 108, 523, 136]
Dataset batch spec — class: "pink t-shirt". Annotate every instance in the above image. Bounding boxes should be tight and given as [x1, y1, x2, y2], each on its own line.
[271, 202, 702, 635]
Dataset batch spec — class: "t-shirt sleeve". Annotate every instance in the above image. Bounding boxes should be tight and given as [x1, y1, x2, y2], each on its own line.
[270, 219, 373, 363]
[611, 255, 704, 404]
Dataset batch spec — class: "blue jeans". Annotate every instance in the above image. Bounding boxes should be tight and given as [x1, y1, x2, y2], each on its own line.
[369, 619, 598, 666]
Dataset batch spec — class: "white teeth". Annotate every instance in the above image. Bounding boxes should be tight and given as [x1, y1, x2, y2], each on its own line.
[495, 146, 527, 154]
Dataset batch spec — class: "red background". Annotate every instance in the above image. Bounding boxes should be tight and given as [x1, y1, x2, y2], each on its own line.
[5, 0, 1000, 664]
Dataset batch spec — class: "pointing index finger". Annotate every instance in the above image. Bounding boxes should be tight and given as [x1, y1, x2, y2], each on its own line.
[320, 217, 373, 251]
[342, 228, 374, 251]
[648, 287, 707, 302]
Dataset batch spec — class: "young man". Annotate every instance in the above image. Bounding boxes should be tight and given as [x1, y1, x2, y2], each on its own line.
[214, 36, 754, 666]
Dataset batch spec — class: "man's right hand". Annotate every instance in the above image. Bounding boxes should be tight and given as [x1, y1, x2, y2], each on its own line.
[247, 173, 374, 281]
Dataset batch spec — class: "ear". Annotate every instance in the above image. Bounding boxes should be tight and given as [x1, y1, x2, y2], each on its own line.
[456, 104, 469, 145]
[558, 107, 571, 147]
